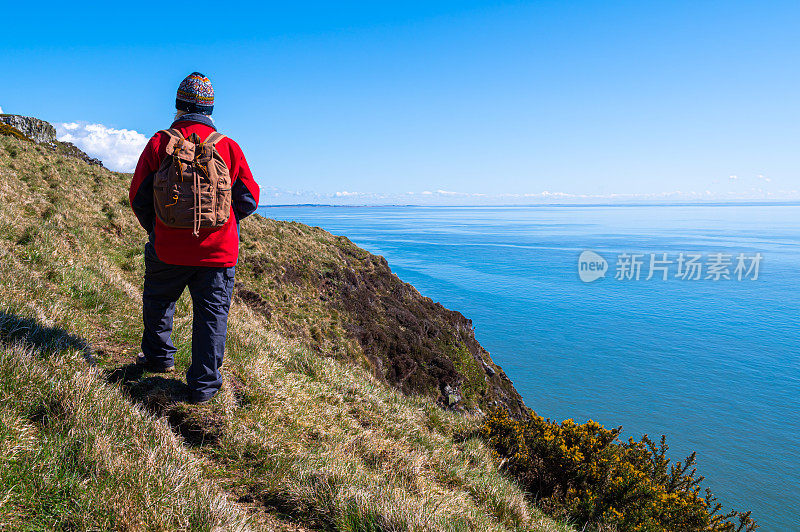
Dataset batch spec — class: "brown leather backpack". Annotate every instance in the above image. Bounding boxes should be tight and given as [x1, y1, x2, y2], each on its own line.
[153, 129, 232, 236]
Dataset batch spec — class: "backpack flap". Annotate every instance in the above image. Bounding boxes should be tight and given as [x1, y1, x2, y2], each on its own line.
[162, 129, 196, 162]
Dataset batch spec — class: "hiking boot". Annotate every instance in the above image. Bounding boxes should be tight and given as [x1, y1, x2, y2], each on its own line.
[188, 390, 217, 404]
[134, 353, 175, 373]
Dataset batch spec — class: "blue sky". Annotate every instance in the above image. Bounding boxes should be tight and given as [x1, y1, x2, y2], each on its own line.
[1, 1, 798, 204]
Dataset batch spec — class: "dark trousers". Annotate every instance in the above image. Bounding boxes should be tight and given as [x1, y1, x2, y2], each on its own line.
[141, 243, 235, 402]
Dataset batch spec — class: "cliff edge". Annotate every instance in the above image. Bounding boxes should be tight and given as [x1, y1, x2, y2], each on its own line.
[0, 117, 563, 530]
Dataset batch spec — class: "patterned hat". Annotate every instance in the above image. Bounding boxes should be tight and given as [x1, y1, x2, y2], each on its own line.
[176, 72, 214, 115]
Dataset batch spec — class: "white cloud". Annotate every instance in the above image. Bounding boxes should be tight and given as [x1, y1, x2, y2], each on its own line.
[56, 122, 148, 172]
[435, 189, 464, 196]
[253, 185, 800, 206]
[0, 106, 3, 114]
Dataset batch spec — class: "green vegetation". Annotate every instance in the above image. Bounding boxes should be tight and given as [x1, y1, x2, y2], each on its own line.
[0, 329, 247, 531]
[0, 128, 754, 531]
[481, 409, 756, 531]
[0, 133, 567, 530]
[0, 122, 31, 142]
[235, 217, 528, 417]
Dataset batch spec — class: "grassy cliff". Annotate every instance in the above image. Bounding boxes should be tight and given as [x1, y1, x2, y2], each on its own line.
[0, 129, 567, 530]
[234, 218, 528, 417]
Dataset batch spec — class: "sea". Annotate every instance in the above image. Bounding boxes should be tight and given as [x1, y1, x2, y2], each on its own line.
[259, 203, 799, 531]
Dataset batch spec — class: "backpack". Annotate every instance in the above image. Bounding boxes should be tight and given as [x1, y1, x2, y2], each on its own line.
[153, 129, 232, 236]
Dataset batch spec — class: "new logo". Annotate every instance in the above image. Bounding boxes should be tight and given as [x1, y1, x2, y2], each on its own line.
[578, 250, 608, 283]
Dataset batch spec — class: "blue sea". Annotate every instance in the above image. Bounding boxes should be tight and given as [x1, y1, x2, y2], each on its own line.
[259, 203, 799, 531]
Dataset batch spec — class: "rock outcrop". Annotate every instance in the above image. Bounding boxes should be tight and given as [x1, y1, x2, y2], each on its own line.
[54, 141, 104, 168]
[0, 114, 56, 144]
[0, 114, 104, 168]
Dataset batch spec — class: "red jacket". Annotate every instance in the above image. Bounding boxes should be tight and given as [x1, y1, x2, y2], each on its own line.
[129, 117, 260, 267]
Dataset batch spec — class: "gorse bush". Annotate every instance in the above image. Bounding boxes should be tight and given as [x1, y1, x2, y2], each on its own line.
[481, 408, 757, 531]
[0, 123, 31, 142]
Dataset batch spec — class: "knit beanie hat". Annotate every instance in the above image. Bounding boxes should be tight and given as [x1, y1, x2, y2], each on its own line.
[176, 72, 214, 115]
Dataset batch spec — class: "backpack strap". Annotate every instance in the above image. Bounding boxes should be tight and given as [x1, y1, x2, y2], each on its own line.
[204, 132, 226, 146]
[160, 128, 184, 141]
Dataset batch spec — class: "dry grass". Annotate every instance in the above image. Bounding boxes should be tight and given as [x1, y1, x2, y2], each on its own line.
[0, 133, 570, 531]
[234, 216, 529, 417]
[0, 336, 249, 530]
[207, 303, 565, 530]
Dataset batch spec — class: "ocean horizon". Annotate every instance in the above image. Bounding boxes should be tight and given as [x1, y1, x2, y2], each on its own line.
[260, 203, 799, 531]
[261, 200, 800, 208]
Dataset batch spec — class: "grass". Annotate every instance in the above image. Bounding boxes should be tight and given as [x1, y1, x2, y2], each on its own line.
[235, 215, 529, 418]
[0, 123, 31, 143]
[0, 132, 569, 530]
[0, 328, 247, 530]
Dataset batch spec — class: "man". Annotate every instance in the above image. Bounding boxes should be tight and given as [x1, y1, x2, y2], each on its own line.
[129, 72, 260, 403]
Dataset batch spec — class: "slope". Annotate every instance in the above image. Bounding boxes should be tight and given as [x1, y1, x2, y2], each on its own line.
[0, 126, 566, 530]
